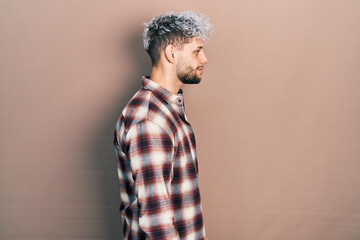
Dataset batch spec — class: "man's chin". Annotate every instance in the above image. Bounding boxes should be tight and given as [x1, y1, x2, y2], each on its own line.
[182, 77, 201, 84]
[178, 71, 202, 84]
[184, 81, 201, 85]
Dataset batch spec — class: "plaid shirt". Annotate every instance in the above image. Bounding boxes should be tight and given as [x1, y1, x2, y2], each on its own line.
[114, 77, 205, 240]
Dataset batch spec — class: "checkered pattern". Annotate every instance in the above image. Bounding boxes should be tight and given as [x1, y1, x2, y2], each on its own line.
[114, 77, 205, 240]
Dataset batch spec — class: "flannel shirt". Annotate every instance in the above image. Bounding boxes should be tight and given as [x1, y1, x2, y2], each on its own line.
[114, 77, 205, 240]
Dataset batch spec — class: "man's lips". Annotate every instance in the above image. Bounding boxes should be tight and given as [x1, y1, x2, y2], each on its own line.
[197, 67, 204, 73]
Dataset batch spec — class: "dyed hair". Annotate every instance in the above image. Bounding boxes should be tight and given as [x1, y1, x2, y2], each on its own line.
[143, 11, 214, 66]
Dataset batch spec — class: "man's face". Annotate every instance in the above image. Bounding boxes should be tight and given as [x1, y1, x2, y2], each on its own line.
[176, 38, 208, 84]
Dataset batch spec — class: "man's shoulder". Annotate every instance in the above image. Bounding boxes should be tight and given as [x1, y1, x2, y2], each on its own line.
[118, 87, 175, 132]
[123, 87, 152, 115]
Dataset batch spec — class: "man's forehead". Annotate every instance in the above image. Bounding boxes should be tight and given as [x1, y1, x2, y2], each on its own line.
[184, 38, 204, 49]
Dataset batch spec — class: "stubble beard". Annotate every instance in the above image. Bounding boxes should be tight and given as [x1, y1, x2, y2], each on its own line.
[177, 65, 202, 85]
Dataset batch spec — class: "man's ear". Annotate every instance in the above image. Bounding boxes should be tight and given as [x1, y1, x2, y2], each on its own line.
[164, 44, 176, 63]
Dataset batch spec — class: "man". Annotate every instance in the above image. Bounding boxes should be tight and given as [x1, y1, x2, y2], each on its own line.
[114, 11, 214, 240]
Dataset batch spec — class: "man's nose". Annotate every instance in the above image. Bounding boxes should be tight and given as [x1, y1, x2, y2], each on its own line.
[201, 53, 208, 65]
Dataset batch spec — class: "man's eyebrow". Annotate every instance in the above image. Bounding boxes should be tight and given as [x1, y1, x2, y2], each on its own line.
[194, 46, 203, 50]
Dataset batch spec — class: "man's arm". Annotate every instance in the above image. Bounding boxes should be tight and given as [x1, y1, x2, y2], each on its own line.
[126, 120, 180, 240]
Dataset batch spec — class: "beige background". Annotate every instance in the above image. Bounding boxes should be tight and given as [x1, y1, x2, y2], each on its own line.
[1, 0, 360, 239]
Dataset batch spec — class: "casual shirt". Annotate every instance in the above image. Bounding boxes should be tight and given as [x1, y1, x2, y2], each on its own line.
[114, 76, 205, 240]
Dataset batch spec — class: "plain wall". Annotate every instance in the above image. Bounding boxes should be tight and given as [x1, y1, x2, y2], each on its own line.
[1, 0, 360, 239]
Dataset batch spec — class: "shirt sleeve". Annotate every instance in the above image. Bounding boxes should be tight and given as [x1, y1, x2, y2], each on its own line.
[126, 120, 180, 240]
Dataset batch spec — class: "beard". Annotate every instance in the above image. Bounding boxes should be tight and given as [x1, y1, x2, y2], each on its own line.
[176, 64, 202, 84]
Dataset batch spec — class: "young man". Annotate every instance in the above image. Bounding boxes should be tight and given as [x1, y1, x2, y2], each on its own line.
[114, 11, 214, 240]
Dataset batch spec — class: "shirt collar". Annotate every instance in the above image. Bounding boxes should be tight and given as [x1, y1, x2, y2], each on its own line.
[142, 76, 182, 104]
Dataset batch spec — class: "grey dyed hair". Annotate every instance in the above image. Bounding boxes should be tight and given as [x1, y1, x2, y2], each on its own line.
[143, 11, 214, 66]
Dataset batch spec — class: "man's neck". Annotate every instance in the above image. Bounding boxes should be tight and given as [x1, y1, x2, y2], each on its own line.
[149, 66, 183, 94]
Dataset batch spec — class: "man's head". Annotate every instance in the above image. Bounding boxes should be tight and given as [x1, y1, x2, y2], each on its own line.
[143, 11, 214, 84]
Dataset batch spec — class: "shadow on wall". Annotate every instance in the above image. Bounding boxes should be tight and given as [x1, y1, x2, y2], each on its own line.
[91, 30, 151, 239]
